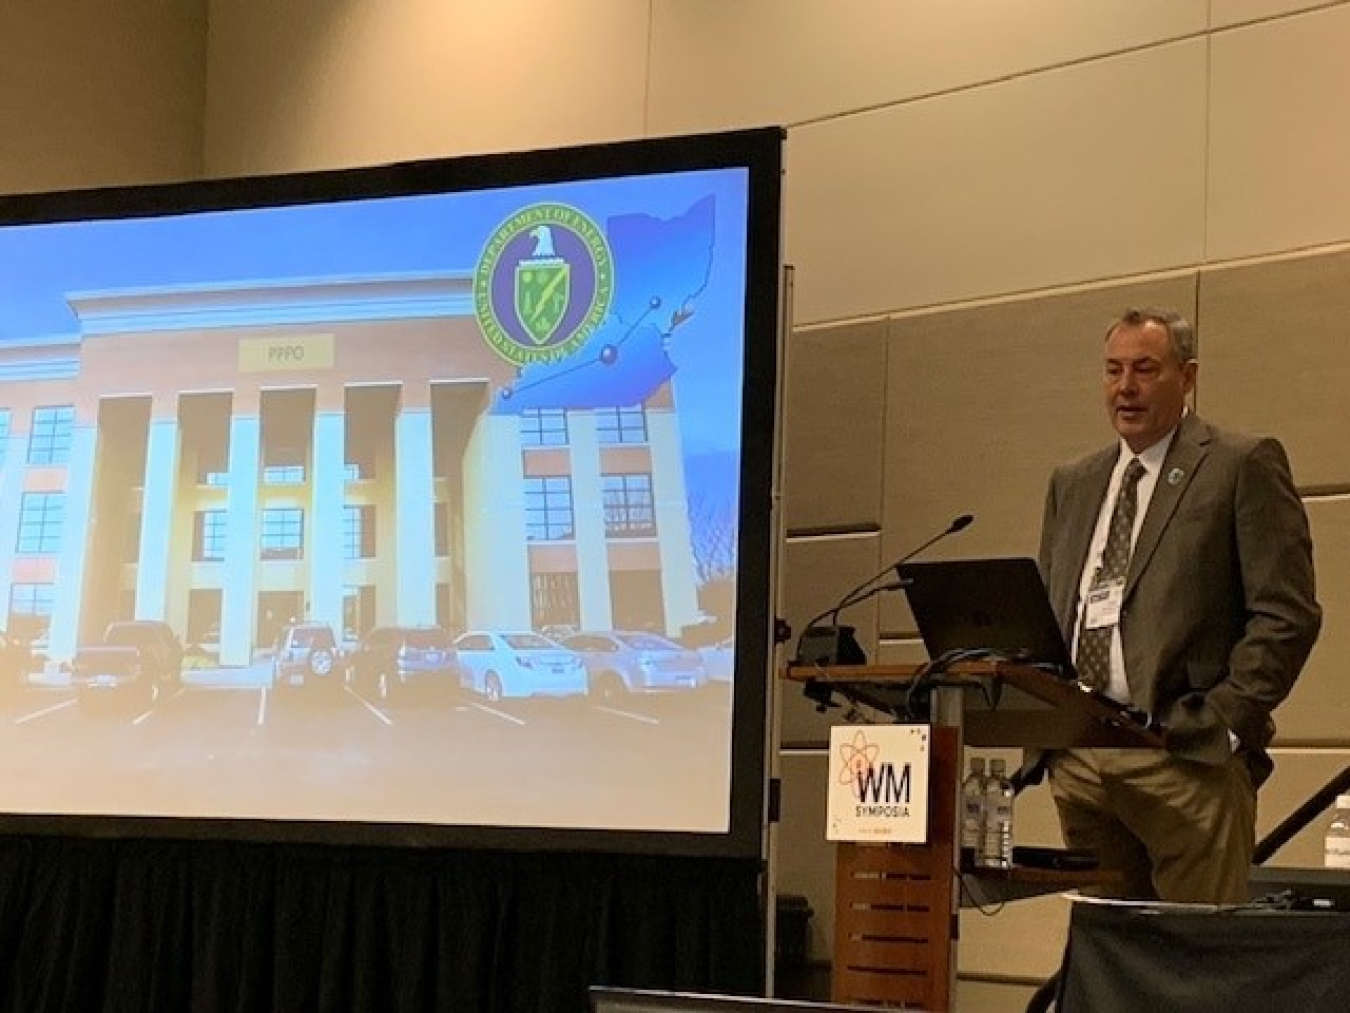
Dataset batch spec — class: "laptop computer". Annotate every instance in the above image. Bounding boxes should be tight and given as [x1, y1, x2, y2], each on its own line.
[897, 557, 1075, 677]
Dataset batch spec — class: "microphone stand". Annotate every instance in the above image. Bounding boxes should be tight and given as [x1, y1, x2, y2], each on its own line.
[793, 514, 974, 670]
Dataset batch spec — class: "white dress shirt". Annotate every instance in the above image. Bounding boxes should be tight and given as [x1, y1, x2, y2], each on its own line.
[1073, 431, 1174, 704]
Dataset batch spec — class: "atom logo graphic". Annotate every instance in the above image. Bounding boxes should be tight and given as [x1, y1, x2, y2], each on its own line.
[836, 729, 880, 786]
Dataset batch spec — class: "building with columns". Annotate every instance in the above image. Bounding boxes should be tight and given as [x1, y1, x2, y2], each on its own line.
[0, 273, 703, 670]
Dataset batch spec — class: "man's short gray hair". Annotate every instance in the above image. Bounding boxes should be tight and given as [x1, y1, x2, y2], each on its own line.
[1106, 307, 1197, 363]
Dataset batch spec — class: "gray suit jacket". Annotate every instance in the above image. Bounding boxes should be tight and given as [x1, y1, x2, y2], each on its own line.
[1038, 413, 1321, 786]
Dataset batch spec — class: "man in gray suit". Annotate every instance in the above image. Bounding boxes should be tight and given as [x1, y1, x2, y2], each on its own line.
[1038, 307, 1321, 903]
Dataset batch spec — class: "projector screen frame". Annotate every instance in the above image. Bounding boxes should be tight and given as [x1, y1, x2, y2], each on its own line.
[0, 126, 785, 860]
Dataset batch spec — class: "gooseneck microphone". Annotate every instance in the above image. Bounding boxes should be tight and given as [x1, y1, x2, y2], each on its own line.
[828, 513, 974, 622]
[793, 513, 975, 667]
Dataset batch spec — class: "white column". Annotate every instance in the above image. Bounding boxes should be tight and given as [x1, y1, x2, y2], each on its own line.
[462, 411, 530, 628]
[567, 412, 612, 629]
[135, 416, 180, 619]
[308, 409, 345, 632]
[648, 408, 701, 634]
[220, 414, 260, 667]
[0, 431, 30, 611]
[394, 406, 436, 625]
[47, 422, 98, 665]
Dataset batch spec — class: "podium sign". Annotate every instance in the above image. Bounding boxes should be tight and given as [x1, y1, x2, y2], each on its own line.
[826, 725, 930, 843]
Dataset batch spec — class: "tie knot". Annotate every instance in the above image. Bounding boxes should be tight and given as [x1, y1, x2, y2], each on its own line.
[1123, 457, 1145, 488]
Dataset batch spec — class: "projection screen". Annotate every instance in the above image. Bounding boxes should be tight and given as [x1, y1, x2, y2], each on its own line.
[0, 128, 784, 858]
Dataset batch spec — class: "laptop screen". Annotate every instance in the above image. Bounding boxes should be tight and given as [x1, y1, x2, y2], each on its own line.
[897, 557, 1074, 675]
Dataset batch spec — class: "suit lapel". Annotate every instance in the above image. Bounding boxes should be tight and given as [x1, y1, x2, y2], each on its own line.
[1125, 414, 1211, 598]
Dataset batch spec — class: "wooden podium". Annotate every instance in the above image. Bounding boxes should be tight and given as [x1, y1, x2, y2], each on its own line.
[784, 661, 1164, 1012]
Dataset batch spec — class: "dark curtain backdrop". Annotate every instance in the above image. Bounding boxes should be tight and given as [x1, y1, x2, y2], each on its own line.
[0, 835, 763, 1013]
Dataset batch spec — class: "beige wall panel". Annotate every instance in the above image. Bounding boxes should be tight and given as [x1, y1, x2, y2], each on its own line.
[1257, 749, 1350, 868]
[0, 2, 206, 193]
[961, 893, 1073, 981]
[779, 536, 883, 744]
[203, 0, 649, 176]
[1207, 6, 1350, 260]
[1265, 499, 1350, 741]
[776, 752, 835, 962]
[875, 639, 931, 667]
[647, 0, 1206, 135]
[878, 278, 1197, 633]
[784, 42, 1207, 326]
[956, 979, 1039, 1013]
[1212, 0, 1339, 26]
[1196, 250, 1350, 489]
[782, 321, 888, 534]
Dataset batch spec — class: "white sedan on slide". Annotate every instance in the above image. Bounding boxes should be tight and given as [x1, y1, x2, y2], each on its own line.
[453, 631, 587, 702]
[698, 636, 735, 684]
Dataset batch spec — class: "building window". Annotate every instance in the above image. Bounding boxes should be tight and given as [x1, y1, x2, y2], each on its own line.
[602, 473, 656, 537]
[9, 582, 54, 642]
[530, 572, 580, 631]
[343, 505, 376, 559]
[263, 464, 305, 485]
[27, 405, 74, 465]
[520, 408, 569, 447]
[596, 405, 649, 445]
[194, 510, 227, 561]
[260, 507, 304, 560]
[10, 582, 54, 614]
[524, 476, 574, 541]
[0, 409, 10, 465]
[17, 492, 63, 554]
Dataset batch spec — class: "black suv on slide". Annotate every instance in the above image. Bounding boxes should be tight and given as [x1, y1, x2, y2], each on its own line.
[346, 625, 457, 703]
[70, 620, 184, 708]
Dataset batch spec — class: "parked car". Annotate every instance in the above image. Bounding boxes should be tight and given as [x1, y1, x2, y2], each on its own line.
[70, 620, 183, 707]
[271, 622, 341, 691]
[452, 631, 587, 702]
[562, 630, 707, 699]
[347, 625, 458, 702]
[698, 636, 735, 685]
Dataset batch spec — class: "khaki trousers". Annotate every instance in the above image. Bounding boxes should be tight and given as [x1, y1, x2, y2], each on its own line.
[1047, 747, 1256, 904]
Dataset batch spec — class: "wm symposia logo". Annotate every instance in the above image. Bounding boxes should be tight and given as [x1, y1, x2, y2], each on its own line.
[474, 203, 615, 367]
[837, 729, 914, 815]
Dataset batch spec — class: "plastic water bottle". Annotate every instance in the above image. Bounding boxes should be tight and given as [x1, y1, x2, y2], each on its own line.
[960, 756, 987, 865]
[978, 757, 1014, 869]
[1324, 794, 1350, 869]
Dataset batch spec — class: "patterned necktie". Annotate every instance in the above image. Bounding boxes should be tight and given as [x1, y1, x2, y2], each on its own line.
[1076, 457, 1146, 690]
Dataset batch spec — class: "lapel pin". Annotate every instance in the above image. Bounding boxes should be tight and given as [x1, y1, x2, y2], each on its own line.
[1167, 467, 1185, 486]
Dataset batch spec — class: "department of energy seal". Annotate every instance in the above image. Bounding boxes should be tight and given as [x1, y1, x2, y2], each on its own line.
[474, 203, 614, 367]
